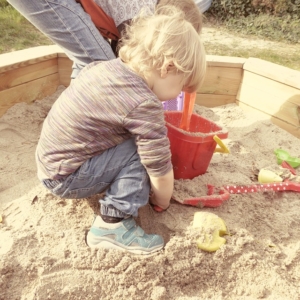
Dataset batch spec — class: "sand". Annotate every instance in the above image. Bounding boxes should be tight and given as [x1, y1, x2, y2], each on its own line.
[1, 85, 300, 300]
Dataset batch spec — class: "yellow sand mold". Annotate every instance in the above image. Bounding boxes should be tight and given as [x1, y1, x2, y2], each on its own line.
[193, 212, 228, 252]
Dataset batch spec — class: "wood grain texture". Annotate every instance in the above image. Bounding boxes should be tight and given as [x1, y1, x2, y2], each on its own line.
[237, 70, 300, 127]
[58, 57, 72, 87]
[0, 74, 59, 117]
[0, 59, 58, 91]
[0, 45, 59, 74]
[206, 55, 246, 68]
[244, 58, 300, 90]
[196, 93, 236, 107]
[198, 66, 243, 96]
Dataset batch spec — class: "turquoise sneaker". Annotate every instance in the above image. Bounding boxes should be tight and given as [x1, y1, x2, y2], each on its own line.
[86, 216, 164, 255]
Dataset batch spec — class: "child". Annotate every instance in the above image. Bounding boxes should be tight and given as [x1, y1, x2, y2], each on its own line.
[36, 6, 206, 255]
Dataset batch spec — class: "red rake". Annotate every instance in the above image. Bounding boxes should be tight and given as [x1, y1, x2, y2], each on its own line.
[176, 180, 300, 208]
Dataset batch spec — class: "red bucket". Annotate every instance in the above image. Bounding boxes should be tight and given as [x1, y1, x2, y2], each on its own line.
[165, 111, 228, 179]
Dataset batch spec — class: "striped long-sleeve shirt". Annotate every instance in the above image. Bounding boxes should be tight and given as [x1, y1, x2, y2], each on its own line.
[36, 58, 172, 180]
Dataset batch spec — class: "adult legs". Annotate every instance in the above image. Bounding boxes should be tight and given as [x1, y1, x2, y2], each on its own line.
[8, 0, 116, 78]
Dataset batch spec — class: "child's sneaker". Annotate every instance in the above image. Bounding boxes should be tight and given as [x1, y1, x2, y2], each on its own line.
[86, 215, 164, 255]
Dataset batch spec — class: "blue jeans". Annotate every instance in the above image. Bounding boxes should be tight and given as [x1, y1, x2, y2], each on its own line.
[8, 0, 115, 78]
[42, 138, 151, 219]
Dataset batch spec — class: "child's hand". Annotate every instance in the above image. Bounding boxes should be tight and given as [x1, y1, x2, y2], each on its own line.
[149, 193, 169, 212]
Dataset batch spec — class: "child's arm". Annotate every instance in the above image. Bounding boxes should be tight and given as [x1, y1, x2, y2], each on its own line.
[149, 169, 174, 210]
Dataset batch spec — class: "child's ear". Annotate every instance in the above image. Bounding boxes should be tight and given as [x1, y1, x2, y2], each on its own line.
[160, 62, 174, 78]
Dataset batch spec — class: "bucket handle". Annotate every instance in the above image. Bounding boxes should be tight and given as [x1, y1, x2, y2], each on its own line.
[213, 135, 230, 153]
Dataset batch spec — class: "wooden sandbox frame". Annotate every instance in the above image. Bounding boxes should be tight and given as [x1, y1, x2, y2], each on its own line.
[1, 45, 300, 138]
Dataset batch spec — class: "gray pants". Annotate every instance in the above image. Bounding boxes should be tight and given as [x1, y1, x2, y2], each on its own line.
[42, 138, 150, 219]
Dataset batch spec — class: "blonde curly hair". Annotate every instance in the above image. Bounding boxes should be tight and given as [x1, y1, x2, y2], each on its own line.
[118, 6, 206, 93]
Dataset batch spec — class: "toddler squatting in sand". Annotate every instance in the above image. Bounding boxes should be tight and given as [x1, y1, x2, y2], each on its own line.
[35, 7, 206, 255]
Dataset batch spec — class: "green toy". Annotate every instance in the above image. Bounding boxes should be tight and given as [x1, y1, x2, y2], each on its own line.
[274, 149, 300, 168]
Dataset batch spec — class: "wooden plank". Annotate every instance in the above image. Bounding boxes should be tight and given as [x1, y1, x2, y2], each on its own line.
[58, 57, 72, 87]
[0, 45, 59, 74]
[244, 57, 300, 90]
[237, 71, 300, 127]
[0, 58, 58, 91]
[271, 116, 300, 139]
[0, 73, 59, 117]
[57, 51, 69, 58]
[198, 66, 243, 95]
[196, 93, 236, 107]
[206, 55, 247, 68]
[237, 101, 300, 139]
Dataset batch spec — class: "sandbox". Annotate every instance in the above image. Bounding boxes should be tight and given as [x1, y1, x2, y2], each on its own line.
[0, 46, 300, 300]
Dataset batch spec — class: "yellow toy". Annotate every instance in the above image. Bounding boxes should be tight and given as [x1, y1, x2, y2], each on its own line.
[193, 212, 228, 252]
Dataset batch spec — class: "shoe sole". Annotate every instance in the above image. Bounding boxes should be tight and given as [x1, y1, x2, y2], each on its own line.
[85, 231, 164, 255]
[90, 240, 163, 255]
